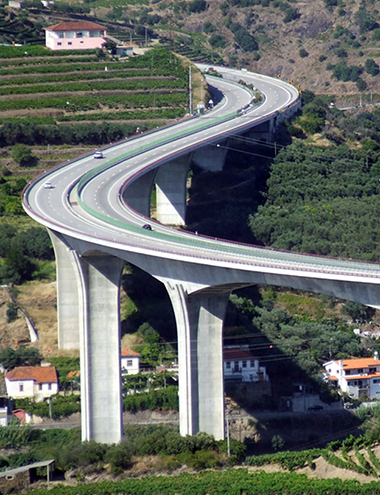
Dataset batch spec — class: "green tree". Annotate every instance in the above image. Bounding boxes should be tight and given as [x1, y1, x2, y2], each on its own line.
[365, 58, 380, 76]
[0, 247, 35, 284]
[6, 302, 18, 323]
[0, 345, 41, 370]
[11, 144, 36, 167]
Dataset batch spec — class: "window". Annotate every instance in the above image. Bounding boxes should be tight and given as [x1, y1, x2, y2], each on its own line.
[68, 42, 72, 46]
[242, 360, 247, 368]
[369, 368, 376, 373]
[126, 359, 133, 367]
[374, 379, 380, 384]
[345, 370, 350, 375]
[57, 42, 62, 46]
[76, 32, 83, 38]
[80, 41, 84, 44]
[48, 383, 52, 390]
[39, 384, 43, 391]
[226, 362, 231, 369]
[19, 384, 23, 392]
[357, 369, 363, 373]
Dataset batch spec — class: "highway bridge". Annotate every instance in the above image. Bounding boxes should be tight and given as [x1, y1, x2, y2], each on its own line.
[23, 66, 380, 444]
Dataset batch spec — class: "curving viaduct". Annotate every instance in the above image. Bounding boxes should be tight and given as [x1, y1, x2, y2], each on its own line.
[22, 66, 380, 444]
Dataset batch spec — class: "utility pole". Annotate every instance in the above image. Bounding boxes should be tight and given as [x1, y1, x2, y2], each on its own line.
[189, 66, 193, 115]
[226, 414, 230, 456]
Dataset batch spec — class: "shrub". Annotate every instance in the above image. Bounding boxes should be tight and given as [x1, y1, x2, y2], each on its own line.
[365, 58, 380, 76]
[104, 442, 133, 473]
[11, 144, 36, 167]
[272, 434, 285, 451]
[299, 49, 308, 58]
[6, 302, 18, 323]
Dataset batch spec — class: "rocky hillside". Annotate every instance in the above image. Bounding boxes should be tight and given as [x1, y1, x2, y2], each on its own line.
[3, 0, 380, 97]
[97, 0, 380, 97]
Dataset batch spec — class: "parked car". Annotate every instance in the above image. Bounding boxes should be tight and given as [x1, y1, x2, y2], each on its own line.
[308, 405, 323, 411]
[94, 151, 103, 159]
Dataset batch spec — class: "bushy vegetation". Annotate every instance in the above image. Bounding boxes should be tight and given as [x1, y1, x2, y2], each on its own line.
[123, 385, 179, 412]
[14, 395, 81, 419]
[0, 345, 41, 370]
[23, 469, 380, 495]
[249, 101, 380, 261]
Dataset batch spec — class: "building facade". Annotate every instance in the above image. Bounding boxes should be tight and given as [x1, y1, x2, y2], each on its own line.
[45, 21, 106, 51]
[121, 347, 140, 375]
[5, 366, 58, 400]
[223, 347, 268, 383]
[324, 353, 380, 399]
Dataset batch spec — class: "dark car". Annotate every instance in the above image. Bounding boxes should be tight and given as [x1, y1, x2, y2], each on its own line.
[142, 224, 152, 231]
[308, 405, 323, 411]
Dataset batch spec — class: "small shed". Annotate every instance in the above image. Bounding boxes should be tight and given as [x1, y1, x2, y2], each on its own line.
[0, 459, 54, 492]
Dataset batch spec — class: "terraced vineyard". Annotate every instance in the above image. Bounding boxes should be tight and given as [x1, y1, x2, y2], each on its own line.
[0, 45, 189, 146]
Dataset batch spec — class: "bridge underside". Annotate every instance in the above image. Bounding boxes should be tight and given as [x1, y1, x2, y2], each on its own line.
[50, 229, 380, 444]
[48, 127, 380, 444]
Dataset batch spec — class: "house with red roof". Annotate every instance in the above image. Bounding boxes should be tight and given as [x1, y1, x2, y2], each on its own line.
[121, 347, 140, 375]
[324, 352, 380, 399]
[45, 21, 107, 51]
[223, 347, 268, 383]
[5, 365, 58, 400]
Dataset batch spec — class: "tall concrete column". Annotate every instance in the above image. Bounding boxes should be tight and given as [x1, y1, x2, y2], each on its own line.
[72, 252, 125, 444]
[122, 169, 156, 217]
[166, 283, 229, 439]
[155, 155, 191, 225]
[48, 229, 80, 350]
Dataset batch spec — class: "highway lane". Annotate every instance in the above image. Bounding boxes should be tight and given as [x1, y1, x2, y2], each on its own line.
[24, 66, 380, 282]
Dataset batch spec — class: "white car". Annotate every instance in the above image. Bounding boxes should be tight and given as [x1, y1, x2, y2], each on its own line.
[94, 151, 103, 159]
[44, 181, 54, 189]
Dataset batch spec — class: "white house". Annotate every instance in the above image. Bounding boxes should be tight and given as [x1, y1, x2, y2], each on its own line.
[324, 352, 380, 399]
[45, 21, 106, 51]
[121, 347, 140, 375]
[223, 347, 268, 383]
[5, 366, 58, 400]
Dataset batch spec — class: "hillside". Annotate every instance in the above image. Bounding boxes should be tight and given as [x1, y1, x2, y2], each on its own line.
[2, 0, 380, 99]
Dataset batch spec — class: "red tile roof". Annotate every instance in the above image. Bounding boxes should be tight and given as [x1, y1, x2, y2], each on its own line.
[121, 347, 140, 357]
[334, 358, 380, 370]
[6, 366, 58, 384]
[345, 371, 380, 380]
[46, 21, 106, 32]
[223, 348, 253, 360]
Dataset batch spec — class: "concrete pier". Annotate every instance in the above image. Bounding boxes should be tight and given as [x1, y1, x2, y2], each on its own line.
[166, 283, 229, 440]
[155, 155, 191, 225]
[72, 252, 125, 444]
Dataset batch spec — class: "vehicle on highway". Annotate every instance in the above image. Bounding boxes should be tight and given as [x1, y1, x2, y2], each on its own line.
[43, 181, 54, 189]
[308, 405, 323, 411]
[94, 151, 103, 159]
[142, 224, 152, 231]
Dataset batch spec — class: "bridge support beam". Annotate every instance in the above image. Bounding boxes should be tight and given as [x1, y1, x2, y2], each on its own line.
[166, 283, 229, 439]
[155, 155, 191, 225]
[48, 229, 80, 350]
[72, 252, 125, 444]
[192, 142, 229, 172]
